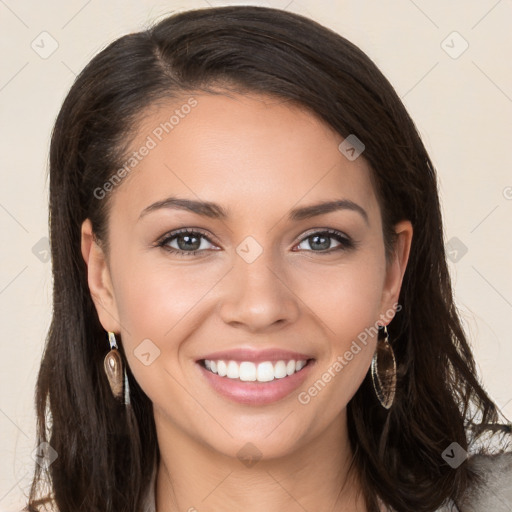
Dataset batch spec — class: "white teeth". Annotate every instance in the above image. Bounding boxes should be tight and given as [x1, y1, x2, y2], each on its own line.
[226, 361, 239, 379]
[239, 362, 256, 381]
[274, 360, 287, 379]
[257, 361, 274, 382]
[217, 360, 227, 377]
[203, 358, 309, 382]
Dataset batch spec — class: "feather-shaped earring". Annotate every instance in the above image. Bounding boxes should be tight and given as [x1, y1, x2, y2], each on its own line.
[370, 325, 396, 409]
[103, 331, 130, 405]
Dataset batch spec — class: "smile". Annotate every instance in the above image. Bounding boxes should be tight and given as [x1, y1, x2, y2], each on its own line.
[197, 356, 315, 405]
[201, 358, 309, 382]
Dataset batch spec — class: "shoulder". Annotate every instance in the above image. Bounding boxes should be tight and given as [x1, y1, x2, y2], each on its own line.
[457, 451, 512, 512]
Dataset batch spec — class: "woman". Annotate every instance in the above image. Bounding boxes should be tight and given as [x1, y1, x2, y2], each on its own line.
[26, 5, 511, 512]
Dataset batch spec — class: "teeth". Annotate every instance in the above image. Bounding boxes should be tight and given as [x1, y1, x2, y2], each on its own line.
[296, 360, 306, 371]
[226, 361, 239, 379]
[257, 361, 274, 382]
[239, 361, 256, 381]
[274, 360, 287, 379]
[217, 360, 227, 377]
[203, 358, 308, 382]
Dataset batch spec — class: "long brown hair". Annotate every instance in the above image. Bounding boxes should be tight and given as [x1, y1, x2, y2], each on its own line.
[26, 6, 509, 511]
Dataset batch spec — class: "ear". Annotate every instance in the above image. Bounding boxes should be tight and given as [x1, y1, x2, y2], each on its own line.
[379, 220, 413, 320]
[81, 218, 121, 332]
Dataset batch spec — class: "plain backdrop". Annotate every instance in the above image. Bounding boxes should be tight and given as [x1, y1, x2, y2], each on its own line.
[0, 0, 511, 509]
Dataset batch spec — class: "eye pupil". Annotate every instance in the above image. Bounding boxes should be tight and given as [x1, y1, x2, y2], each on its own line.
[178, 234, 200, 251]
[310, 234, 330, 251]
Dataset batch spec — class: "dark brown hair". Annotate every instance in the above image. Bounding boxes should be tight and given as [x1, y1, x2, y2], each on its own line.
[26, 6, 509, 512]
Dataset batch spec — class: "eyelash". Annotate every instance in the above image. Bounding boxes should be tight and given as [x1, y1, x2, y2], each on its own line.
[155, 228, 356, 257]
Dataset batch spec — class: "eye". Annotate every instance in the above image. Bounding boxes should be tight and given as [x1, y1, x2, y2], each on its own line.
[295, 229, 354, 253]
[156, 229, 218, 256]
[156, 228, 355, 257]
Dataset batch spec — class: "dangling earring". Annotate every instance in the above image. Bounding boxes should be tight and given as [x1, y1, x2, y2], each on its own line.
[103, 331, 130, 405]
[370, 325, 396, 409]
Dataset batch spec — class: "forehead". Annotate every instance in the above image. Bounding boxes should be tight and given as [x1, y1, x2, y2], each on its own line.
[110, 92, 380, 225]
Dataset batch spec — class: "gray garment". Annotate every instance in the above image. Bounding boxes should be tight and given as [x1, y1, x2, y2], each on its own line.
[143, 452, 512, 512]
[456, 452, 512, 511]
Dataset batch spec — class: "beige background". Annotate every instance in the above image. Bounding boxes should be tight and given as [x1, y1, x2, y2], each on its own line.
[0, 0, 511, 509]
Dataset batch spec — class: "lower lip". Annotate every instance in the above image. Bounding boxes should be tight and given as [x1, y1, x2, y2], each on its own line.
[197, 361, 315, 406]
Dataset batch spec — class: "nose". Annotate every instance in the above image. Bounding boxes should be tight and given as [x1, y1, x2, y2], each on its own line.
[218, 244, 300, 333]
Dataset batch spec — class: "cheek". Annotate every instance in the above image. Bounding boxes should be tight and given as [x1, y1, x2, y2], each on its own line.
[294, 253, 385, 403]
[111, 261, 214, 402]
[296, 251, 386, 339]
[111, 246, 224, 336]
[109, 253, 225, 378]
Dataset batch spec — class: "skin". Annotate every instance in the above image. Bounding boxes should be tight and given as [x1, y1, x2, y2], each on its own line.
[81, 92, 412, 511]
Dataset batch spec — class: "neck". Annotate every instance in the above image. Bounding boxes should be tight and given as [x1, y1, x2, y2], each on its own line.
[154, 410, 366, 512]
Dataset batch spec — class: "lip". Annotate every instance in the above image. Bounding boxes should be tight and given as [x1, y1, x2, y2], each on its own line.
[197, 347, 313, 364]
[196, 357, 316, 406]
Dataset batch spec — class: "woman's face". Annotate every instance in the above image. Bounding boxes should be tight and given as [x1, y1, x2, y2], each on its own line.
[82, 92, 412, 459]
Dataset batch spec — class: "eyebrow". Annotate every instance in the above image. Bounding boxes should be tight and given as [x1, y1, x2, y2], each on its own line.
[139, 196, 369, 225]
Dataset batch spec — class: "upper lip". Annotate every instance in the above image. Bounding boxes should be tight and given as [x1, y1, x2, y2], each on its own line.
[197, 348, 314, 364]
